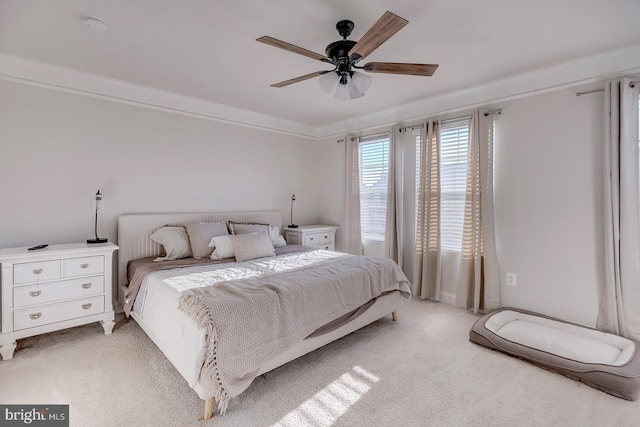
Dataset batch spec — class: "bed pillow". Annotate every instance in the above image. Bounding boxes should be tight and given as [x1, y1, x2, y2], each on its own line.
[231, 223, 287, 248]
[229, 222, 268, 235]
[268, 225, 287, 248]
[185, 222, 229, 259]
[230, 232, 275, 262]
[209, 235, 235, 260]
[151, 226, 191, 260]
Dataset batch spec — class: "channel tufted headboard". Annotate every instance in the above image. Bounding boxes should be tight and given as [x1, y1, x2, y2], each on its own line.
[116, 211, 282, 288]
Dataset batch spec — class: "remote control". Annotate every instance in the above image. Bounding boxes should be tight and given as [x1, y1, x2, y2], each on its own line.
[27, 244, 48, 251]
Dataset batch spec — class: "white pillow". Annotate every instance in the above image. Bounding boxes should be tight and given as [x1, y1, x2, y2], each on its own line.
[151, 226, 191, 260]
[209, 235, 235, 260]
[268, 225, 287, 248]
[230, 232, 275, 262]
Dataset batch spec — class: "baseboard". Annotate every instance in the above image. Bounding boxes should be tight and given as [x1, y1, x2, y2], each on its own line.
[439, 291, 457, 306]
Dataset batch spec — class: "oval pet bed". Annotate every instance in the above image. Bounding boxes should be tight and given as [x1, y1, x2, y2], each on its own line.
[469, 308, 640, 400]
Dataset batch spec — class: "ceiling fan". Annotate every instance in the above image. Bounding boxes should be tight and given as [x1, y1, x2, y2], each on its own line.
[257, 11, 439, 100]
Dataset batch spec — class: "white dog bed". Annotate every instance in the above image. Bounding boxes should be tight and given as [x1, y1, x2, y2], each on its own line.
[470, 308, 640, 400]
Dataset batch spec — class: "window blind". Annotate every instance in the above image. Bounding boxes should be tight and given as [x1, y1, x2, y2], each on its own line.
[440, 118, 470, 251]
[359, 133, 390, 241]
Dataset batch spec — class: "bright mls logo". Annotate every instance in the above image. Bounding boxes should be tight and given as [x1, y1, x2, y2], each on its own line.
[1, 405, 68, 426]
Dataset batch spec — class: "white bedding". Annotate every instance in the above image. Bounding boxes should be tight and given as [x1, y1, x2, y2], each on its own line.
[132, 250, 366, 390]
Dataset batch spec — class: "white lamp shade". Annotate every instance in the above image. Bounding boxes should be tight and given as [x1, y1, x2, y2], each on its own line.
[335, 82, 350, 100]
[347, 77, 365, 99]
[319, 72, 339, 93]
[351, 71, 372, 92]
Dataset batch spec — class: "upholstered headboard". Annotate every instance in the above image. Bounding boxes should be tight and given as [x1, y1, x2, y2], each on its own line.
[117, 211, 282, 287]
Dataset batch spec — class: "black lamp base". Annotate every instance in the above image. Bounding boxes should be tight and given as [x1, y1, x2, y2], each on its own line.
[87, 238, 108, 244]
[288, 224, 298, 228]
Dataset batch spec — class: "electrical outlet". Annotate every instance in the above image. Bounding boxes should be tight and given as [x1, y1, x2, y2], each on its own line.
[506, 272, 517, 287]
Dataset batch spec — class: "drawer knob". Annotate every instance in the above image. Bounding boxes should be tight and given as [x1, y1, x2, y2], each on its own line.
[82, 303, 92, 310]
[29, 313, 42, 320]
[29, 290, 41, 297]
[33, 269, 43, 275]
[324, 235, 328, 239]
[310, 237, 314, 241]
[81, 283, 92, 289]
[80, 263, 89, 269]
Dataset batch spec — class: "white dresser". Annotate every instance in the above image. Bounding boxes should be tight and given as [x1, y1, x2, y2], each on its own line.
[0, 242, 118, 360]
[284, 225, 339, 251]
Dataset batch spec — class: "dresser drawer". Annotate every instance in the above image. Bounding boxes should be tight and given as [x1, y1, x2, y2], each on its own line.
[64, 256, 104, 278]
[14, 276, 105, 308]
[13, 295, 104, 331]
[14, 260, 61, 285]
[303, 232, 333, 245]
[317, 243, 335, 251]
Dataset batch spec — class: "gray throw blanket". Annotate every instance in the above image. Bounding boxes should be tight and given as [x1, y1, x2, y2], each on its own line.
[178, 252, 411, 414]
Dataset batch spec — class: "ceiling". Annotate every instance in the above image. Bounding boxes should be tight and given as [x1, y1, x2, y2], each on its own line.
[1, 0, 640, 137]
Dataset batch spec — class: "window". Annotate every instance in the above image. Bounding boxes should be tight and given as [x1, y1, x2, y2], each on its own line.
[359, 133, 390, 241]
[439, 118, 470, 250]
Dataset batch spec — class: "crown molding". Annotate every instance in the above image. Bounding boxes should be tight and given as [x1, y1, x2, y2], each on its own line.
[2, 44, 640, 141]
[0, 52, 318, 139]
[316, 43, 640, 139]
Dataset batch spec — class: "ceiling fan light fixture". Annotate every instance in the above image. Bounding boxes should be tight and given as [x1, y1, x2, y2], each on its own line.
[318, 72, 339, 93]
[351, 71, 373, 93]
[347, 77, 365, 99]
[259, 12, 438, 98]
[335, 82, 350, 101]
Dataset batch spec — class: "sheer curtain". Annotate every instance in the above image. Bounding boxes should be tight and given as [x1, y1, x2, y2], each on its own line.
[384, 127, 403, 264]
[342, 135, 363, 255]
[597, 78, 640, 340]
[414, 121, 442, 299]
[456, 111, 500, 313]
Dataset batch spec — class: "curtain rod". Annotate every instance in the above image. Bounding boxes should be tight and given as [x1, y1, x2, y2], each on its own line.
[399, 124, 424, 132]
[576, 88, 604, 96]
[576, 80, 640, 96]
[400, 110, 498, 131]
[483, 109, 502, 116]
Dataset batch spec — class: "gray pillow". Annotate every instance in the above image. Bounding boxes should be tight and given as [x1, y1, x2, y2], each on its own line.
[231, 223, 287, 248]
[185, 222, 229, 259]
[230, 223, 268, 235]
[230, 232, 275, 262]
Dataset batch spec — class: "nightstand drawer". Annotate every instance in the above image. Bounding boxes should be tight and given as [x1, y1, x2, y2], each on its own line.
[64, 256, 104, 277]
[14, 260, 61, 285]
[14, 295, 104, 331]
[303, 232, 333, 245]
[14, 276, 105, 308]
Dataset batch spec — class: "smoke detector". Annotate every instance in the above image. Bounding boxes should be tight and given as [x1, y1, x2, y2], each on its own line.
[83, 15, 108, 32]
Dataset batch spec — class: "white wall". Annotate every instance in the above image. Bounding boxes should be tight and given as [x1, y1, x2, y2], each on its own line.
[0, 80, 322, 249]
[2, 78, 606, 327]
[314, 86, 606, 327]
[494, 88, 604, 326]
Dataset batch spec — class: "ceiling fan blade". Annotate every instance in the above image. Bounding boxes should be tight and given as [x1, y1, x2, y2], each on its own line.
[349, 11, 408, 62]
[271, 71, 329, 88]
[364, 62, 439, 76]
[257, 36, 332, 63]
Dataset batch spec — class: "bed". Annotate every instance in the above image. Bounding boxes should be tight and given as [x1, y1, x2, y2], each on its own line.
[116, 211, 411, 420]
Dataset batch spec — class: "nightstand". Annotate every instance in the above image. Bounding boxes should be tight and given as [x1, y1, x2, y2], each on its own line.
[0, 242, 118, 360]
[284, 225, 339, 251]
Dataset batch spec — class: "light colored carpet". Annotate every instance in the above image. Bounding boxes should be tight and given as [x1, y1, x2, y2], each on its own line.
[1, 298, 638, 427]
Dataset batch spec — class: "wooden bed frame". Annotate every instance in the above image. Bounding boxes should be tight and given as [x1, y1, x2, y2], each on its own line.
[116, 211, 403, 420]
